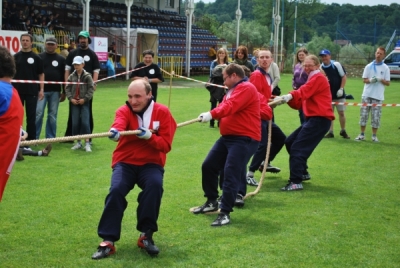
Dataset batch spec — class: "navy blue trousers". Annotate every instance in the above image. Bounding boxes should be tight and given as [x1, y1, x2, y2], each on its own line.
[285, 116, 331, 183]
[97, 162, 164, 242]
[248, 120, 286, 172]
[201, 136, 259, 213]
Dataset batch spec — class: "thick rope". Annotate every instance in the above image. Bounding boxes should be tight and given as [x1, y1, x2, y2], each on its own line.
[20, 118, 201, 146]
[243, 98, 283, 199]
[244, 119, 273, 199]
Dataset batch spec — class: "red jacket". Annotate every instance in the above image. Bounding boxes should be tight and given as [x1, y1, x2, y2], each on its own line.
[259, 93, 273, 121]
[210, 80, 261, 141]
[0, 82, 24, 201]
[288, 72, 335, 120]
[110, 101, 176, 168]
[250, 69, 272, 100]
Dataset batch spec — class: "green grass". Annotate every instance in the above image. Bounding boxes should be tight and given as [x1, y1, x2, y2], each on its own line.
[1, 75, 400, 267]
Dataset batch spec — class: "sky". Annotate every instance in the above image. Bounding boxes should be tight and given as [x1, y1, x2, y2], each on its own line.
[198, 0, 396, 6]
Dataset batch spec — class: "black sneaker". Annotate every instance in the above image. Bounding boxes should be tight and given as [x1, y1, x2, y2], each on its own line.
[302, 173, 311, 181]
[281, 182, 303, 191]
[211, 212, 230, 226]
[137, 231, 159, 256]
[192, 200, 218, 214]
[234, 194, 244, 208]
[258, 162, 281, 173]
[92, 241, 116, 260]
[324, 132, 334, 138]
[340, 130, 350, 139]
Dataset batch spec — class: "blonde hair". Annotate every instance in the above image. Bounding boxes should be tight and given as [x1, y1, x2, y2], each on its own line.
[216, 47, 229, 64]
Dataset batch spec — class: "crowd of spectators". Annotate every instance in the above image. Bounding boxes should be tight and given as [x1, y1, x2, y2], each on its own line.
[2, 1, 62, 33]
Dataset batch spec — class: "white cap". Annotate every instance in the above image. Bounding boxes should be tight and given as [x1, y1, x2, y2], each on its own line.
[72, 56, 84, 65]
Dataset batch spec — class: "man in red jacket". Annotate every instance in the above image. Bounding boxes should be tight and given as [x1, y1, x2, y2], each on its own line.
[193, 64, 260, 226]
[277, 55, 334, 191]
[92, 80, 176, 259]
[0, 46, 24, 201]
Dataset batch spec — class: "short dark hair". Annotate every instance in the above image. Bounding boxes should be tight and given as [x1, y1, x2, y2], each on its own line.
[142, 49, 154, 58]
[20, 33, 33, 42]
[224, 63, 245, 79]
[377, 46, 386, 54]
[0, 46, 16, 78]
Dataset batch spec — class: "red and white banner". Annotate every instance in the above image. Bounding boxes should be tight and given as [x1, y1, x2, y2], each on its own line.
[0, 30, 24, 55]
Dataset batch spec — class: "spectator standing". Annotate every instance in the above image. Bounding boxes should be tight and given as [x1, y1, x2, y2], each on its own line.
[0, 45, 24, 201]
[277, 55, 334, 191]
[36, 37, 66, 139]
[130, 49, 164, 102]
[245, 49, 286, 186]
[292, 47, 309, 124]
[68, 40, 76, 52]
[65, 56, 94, 152]
[207, 47, 229, 128]
[12, 33, 44, 141]
[251, 49, 259, 66]
[233, 45, 254, 72]
[64, 31, 100, 141]
[91, 80, 177, 259]
[319, 49, 350, 139]
[355, 47, 390, 142]
[192, 64, 260, 226]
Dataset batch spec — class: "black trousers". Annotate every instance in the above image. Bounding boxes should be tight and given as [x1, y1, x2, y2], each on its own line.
[18, 93, 37, 141]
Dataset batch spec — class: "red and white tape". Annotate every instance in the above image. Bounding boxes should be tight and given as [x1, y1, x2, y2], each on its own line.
[161, 68, 228, 90]
[332, 102, 400, 107]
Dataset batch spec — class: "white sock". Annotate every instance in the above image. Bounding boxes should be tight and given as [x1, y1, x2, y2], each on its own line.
[247, 171, 254, 177]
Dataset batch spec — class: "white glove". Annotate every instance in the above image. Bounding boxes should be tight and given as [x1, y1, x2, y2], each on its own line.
[375, 77, 382, 82]
[109, 128, 120, 142]
[369, 76, 377, 83]
[198, 112, 212, 123]
[337, 88, 344, 98]
[137, 127, 152, 140]
[281, 94, 293, 103]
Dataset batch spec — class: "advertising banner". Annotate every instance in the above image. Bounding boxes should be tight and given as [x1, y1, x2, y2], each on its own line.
[89, 36, 108, 62]
[0, 30, 25, 55]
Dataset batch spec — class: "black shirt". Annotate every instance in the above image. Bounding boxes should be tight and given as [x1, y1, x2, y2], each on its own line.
[13, 51, 44, 95]
[39, 52, 66, 92]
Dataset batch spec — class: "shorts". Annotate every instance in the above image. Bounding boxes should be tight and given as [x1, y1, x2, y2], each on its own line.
[332, 98, 346, 112]
[359, 96, 382, 128]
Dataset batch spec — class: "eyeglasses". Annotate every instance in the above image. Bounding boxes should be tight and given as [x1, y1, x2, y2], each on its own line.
[303, 64, 316, 68]
[223, 75, 231, 81]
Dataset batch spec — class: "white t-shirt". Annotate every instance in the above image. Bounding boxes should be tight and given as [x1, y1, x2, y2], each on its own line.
[361, 62, 390, 101]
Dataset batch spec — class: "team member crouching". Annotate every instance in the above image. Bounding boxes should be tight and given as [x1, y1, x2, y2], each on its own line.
[193, 64, 260, 226]
[92, 80, 176, 259]
[277, 55, 334, 191]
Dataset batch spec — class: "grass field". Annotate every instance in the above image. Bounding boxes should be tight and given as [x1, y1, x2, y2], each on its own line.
[1, 74, 399, 267]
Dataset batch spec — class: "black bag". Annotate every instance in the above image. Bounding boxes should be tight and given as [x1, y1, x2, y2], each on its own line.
[272, 85, 281, 96]
[205, 77, 213, 91]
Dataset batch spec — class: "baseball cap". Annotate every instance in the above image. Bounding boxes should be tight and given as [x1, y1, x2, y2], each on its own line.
[45, 37, 57, 44]
[78, 30, 91, 44]
[319, 49, 331, 56]
[72, 56, 84, 65]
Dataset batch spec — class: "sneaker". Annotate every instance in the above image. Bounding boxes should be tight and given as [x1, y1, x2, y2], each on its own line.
[354, 134, 365, 141]
[138, 231, 159, 256]
[71, 143, 82, 150]
[372, 136, 379, 142]
[281, 182, 303, 191]
[16, 148, 24, 161]
[302, 173, 311, 181]
[246, 176, 259, 186]
[258, 162, 281, 173]
[42, 144, 52, 156]
[192, 200, 218, 214]
[85, 143, 92, 152]
[91, 241, 116, 260]
[324, 132, 334, 138]
[234, 194, 244, 208]
[340, 130, 350, 139]
[211, 212, 230, 227]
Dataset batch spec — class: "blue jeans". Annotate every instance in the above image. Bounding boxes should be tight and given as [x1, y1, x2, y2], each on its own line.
[201, 136, 259, 213]
[36, 91, 60, 139]
[70, 102, 91, 137]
